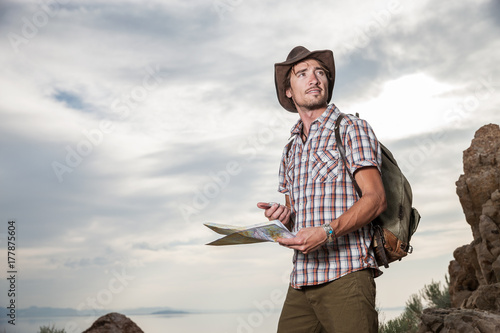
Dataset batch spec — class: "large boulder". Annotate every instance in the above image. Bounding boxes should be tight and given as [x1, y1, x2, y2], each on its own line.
[450, 124, 500, 311]
[82, 312, 144, 333]
[418, 308, 500, 333]
[455, 124, 500, 238]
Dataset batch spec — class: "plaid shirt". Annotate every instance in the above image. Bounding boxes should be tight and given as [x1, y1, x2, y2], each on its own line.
[278, 104, 382, 288]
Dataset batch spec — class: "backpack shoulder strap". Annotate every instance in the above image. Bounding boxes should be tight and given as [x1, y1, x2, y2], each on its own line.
[334, 113, 363, 197]
[284, 133, 298, 160]
[335, 113, 389, 266]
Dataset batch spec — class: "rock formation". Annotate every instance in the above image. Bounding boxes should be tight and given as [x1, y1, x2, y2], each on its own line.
[451, 124, 500, 310]
[82, 312, 144, 333]
[419, 124, 500, 332]
[419, 308, 500, 332]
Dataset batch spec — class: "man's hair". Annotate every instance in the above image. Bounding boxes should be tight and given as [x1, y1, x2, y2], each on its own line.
[283, 58, 332, 93]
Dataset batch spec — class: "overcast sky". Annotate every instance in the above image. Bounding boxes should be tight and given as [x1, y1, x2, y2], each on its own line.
[1, 0, 499, 330]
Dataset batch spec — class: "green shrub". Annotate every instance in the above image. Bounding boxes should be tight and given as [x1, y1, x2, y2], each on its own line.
[379, 275, 450, 333]
[38, 324, 66, 333]
[421, 275, 451, 309]
[379, 294, 422, 333]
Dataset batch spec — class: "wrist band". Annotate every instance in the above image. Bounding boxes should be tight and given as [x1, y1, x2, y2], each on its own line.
[321, 223, 335, 242]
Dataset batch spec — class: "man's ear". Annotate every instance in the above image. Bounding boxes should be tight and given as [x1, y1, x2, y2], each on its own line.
[286, 88, 292, 99]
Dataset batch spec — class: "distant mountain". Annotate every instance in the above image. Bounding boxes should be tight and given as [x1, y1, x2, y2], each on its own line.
[9, 306, 84, 318]
[0, 306, 190, 319]
[151, 309, 189, 315]
[125, 307, 190, 315]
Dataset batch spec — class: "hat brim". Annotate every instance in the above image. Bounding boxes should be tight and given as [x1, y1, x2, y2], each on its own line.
[274, 49, 335, 113]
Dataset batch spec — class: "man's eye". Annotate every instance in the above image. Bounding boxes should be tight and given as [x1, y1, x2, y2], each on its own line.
[316, 70, 325, 76]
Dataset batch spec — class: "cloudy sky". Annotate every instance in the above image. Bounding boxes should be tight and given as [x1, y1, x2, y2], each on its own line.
[1, 0, 499, 330]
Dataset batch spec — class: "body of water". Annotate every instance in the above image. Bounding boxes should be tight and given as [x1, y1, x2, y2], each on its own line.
[0, 309, 402, 332]
[1, 312, 279, 333]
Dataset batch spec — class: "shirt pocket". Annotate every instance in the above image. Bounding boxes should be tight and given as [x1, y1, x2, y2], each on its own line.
[311, 150, 339, 183]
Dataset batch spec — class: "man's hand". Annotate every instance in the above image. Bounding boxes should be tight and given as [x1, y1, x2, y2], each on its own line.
[257, 202, 291, 228]
[277, 226, 327, 254]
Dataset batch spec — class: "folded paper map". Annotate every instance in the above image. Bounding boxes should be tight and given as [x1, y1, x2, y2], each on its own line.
[204, 220, 296, 246]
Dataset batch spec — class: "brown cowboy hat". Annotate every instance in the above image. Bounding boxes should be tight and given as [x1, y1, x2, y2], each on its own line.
[274, 46, 335, 113]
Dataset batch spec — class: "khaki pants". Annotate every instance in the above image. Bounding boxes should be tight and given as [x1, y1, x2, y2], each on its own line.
[277, 269, 378, 333]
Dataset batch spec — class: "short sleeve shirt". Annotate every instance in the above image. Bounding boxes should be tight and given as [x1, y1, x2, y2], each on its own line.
[278, 104, 382, 288]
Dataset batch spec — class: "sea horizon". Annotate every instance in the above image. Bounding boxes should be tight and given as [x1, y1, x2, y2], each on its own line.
[0, 306, 404, 333]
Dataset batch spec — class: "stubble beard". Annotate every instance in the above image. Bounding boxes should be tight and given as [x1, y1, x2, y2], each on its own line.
[297, 95, 328, 112]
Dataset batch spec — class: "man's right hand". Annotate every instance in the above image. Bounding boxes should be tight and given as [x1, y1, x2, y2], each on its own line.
[257, 202, 291, 228]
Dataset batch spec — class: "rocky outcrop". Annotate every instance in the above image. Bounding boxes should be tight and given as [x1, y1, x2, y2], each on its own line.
[449, 124, 500, 311]
[82, 312, 144, 333]
[419, 124, 500, 332]
[418, 308, 500, 333]
[455, 124, 500, 238]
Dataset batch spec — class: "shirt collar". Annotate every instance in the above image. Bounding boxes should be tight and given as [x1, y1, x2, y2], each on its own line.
[289, 103, 338, 135]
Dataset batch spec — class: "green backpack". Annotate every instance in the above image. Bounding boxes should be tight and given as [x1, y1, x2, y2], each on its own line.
[335, 113, 421, 268]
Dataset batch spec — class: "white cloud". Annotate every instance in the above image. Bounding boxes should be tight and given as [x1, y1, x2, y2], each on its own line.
[0, 0, 499, 329]
[348, 73, 456, 140]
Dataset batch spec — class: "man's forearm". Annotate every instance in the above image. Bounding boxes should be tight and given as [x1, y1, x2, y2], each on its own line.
[330, 190, 386, 238]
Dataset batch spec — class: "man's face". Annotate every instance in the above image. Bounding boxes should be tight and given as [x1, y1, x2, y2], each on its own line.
[286, 59, 329, 112]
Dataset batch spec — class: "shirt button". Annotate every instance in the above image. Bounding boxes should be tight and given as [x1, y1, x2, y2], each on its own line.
[301, 157, 307, 162]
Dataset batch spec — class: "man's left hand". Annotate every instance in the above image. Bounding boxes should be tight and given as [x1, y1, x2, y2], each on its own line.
[277, 226, 327, 254]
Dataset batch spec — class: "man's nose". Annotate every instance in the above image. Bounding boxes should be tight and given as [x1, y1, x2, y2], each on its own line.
[309, 72, 320, 85]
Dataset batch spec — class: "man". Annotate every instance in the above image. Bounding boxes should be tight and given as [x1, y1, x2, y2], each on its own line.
[257, 46, 386, 332]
